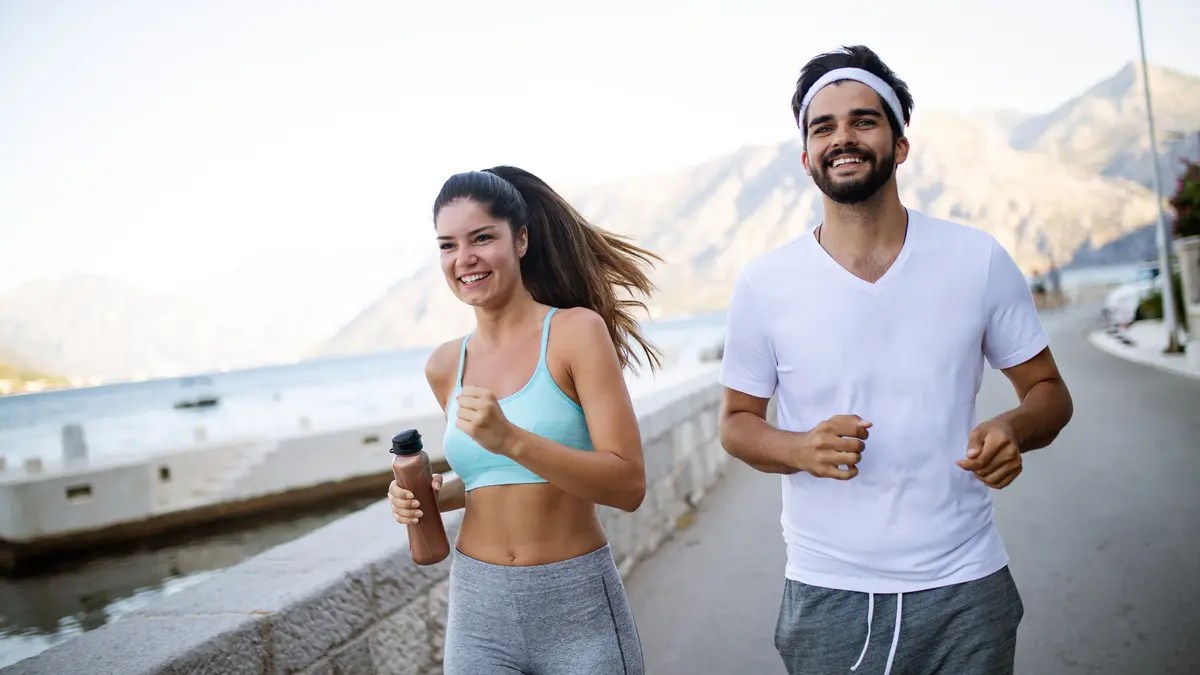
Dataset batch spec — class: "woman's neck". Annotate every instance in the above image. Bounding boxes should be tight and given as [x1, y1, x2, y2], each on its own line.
[471, 290, 543, 345]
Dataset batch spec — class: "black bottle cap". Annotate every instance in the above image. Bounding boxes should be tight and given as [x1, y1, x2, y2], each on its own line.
[391, 429, 423, 456]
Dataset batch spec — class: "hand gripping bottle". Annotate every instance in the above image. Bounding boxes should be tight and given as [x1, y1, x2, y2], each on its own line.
[390, 429, 450, 565]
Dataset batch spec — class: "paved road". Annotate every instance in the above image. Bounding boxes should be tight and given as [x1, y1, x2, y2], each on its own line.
[626, 306, 1200, 674]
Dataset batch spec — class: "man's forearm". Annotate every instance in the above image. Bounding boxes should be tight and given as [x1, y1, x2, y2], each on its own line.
[720, 411, 804, 474]
[996, 378, 1074, 453]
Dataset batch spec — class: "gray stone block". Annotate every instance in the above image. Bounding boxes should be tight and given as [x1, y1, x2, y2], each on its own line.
[134, 562, 374, 675]
[252, 501, 400, 563]
[329, 637, 374, 675]
[672, 417, 696, 464]
[425, 580, 450, 665]
[0, 614, 264, 675]
[298, 660, 334, 675]
[369, 611, 430, 675]
[372, 550, 451, 619]
[263, 572, 374, 674]
[643, 435, 675, 483]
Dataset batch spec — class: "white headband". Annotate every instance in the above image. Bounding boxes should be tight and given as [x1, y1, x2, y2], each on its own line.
[797, 67, 906, 134]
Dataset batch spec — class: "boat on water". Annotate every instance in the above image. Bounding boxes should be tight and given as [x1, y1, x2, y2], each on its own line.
[173, 375, 220, 409]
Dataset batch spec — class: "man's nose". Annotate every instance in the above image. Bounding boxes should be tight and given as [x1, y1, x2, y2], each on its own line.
[829, 124, 859, 151]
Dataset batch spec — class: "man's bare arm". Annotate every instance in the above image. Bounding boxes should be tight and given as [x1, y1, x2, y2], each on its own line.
[995, 347, 1073, 452]
[719, 388, 802, 474]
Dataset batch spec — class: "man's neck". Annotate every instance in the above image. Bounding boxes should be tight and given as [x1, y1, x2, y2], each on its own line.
[817, 184, 909, 283]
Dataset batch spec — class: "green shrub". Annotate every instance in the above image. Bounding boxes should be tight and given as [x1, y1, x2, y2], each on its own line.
[1170, 158, 1200, 240]
[1136, 269, 1189, 330]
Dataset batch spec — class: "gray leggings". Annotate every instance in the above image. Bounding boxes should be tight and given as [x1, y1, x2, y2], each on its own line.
[443, 544, 644, 675]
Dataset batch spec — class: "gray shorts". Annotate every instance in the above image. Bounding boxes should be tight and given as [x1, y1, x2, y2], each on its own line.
[775, 566, 1024, 675]
[443, 543, 643, 675]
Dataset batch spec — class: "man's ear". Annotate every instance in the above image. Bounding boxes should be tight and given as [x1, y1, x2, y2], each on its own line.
[894, 136, 910, 166]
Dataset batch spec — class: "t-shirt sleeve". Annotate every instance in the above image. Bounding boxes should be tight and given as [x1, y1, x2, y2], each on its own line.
[718, 269, 778, 399]
[982, 238, 1050, 370]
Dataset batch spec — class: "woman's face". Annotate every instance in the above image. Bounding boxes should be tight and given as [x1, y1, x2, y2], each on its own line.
[435, 199, 527, 308]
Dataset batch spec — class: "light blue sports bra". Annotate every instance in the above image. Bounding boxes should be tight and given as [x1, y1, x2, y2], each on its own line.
[443, 307, 595, 491]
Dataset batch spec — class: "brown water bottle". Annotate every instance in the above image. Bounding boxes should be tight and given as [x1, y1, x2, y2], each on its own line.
[391, 429, 451, 565]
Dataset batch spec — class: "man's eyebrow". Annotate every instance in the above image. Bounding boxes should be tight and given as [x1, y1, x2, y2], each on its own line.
[849, 107, 884, 118]
[808, 108, 884, 129]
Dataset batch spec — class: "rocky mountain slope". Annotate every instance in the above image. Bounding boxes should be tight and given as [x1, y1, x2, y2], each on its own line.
[319, 62, 1193, 358]
[5, 62, 1198, 379]
[1010, 62, 1200, 190]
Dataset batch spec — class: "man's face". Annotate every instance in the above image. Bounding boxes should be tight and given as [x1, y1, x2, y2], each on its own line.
[801, 81, 909, 204]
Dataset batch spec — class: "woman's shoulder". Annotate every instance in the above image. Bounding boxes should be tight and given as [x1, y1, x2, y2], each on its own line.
[424, 336, 467, 389]
[548, 307, 618, 368]
[550, 306, 609, 342]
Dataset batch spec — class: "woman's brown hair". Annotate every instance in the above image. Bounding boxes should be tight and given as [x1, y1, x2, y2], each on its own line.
[433, 165, 663, 373]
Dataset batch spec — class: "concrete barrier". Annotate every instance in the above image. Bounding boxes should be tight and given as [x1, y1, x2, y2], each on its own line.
[0, 411, 448, 572]
[2, 367, 728, 675]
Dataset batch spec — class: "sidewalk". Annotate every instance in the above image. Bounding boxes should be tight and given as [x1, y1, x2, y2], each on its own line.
[1088, 319, 1200, 381]
[625, 460, 787, 674]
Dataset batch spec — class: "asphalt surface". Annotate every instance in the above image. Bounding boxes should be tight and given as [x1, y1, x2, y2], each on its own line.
[626, 306, 1200, 674]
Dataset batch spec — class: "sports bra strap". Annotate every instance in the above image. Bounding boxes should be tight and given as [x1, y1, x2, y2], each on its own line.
[539, 307, 558, 365]
[454, 332, 472, 389]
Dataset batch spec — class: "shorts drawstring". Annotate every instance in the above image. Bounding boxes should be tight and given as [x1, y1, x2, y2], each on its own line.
[849, 591, 903, 675]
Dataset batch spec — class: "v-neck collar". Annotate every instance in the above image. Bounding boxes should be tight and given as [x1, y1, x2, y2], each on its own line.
[808, 209, 916, 296]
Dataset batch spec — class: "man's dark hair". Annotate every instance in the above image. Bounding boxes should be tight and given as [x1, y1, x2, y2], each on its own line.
[791, 45, 914, 142]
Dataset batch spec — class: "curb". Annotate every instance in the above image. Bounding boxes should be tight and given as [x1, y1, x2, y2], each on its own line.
[1087, 330, 1200, 382]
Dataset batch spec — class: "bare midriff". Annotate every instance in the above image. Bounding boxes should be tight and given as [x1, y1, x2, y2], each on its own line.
[455, 483, 608, 566]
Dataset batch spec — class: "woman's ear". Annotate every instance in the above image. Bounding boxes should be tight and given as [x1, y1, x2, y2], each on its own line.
[516, 226, 528, 258]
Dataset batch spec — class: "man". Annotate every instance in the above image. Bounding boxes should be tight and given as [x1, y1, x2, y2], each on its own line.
[718, 45, 1073, 675]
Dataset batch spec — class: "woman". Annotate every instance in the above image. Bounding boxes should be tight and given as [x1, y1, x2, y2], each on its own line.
[387, 165, 662, 674]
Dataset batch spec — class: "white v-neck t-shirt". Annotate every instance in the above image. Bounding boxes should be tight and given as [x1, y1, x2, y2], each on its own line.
[719, 209, 1049, 594]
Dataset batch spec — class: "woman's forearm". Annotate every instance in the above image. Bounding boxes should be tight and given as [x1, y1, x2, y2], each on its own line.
[436, 473, 467, 512]
[504, 427, 646, 512]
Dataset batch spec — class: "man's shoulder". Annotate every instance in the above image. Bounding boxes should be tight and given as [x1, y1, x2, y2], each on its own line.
[738, 231, 819, 281]
[909, 209, 1001, 265]
[911, 209, 996, 247]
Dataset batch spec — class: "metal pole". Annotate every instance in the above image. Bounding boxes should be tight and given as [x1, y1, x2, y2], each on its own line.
[1135, 0, 1183, 352]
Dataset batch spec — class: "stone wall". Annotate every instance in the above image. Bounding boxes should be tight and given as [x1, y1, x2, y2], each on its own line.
[2, 368, 727, 675]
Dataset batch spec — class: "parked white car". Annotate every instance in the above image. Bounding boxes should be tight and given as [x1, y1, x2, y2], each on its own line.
[1103, 264, 1162, 328]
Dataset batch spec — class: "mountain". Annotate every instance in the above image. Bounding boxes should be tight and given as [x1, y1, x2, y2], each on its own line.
[0, 275, 242, 381]
[318, 265, 468, 359]
[0, 251, 388, 382]
[1011, 62, 1200, 190]
[8, 62, 1200, 379]
[321, 62, 1200, 357]
[0, 274, 362, 382]
[0, 344, 68, 393]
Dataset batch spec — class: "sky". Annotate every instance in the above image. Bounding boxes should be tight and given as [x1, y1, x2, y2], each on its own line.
[1, 0, 1198, 304]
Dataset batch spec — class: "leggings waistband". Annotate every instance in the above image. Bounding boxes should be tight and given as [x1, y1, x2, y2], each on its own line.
[450, 544, 618, 592]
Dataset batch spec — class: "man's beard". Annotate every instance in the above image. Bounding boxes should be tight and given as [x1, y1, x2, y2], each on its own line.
[811, 147, 896, 205]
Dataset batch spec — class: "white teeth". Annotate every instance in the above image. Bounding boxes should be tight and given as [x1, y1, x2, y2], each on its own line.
[460, 272, 490, 284]
[832, 157, 864, 167]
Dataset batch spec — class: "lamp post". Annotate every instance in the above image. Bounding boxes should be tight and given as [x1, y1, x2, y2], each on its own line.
[1135, 0, 1184, 352]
